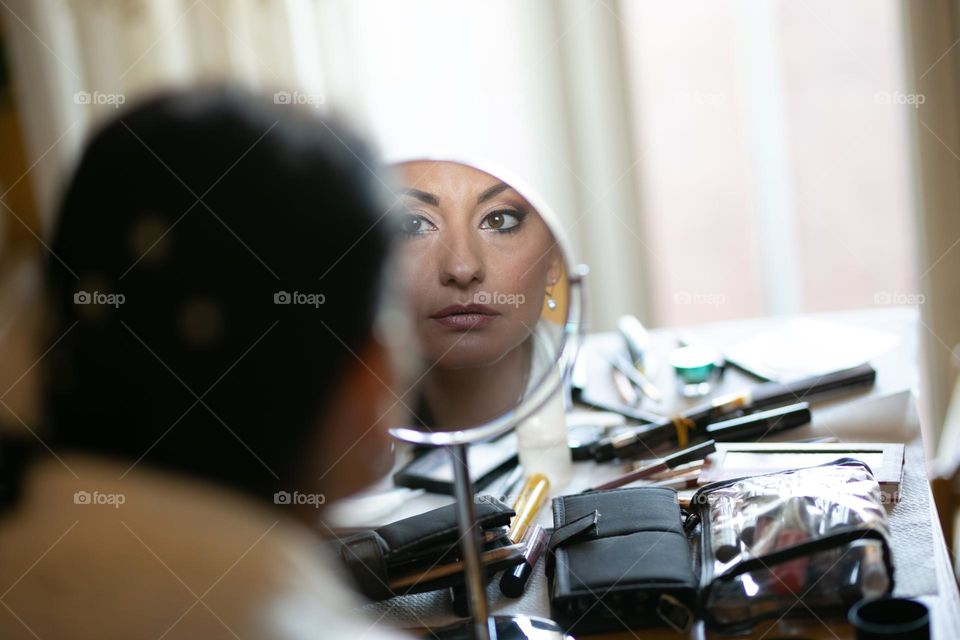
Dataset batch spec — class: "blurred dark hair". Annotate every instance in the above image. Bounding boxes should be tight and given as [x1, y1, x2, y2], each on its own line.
[41, 86, 394, 502]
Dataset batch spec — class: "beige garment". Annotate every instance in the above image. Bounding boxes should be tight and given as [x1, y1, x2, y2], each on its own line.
[0, 453, 410, 640]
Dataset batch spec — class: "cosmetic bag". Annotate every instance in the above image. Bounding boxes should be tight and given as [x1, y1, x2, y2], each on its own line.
[686, 458, 894, 632]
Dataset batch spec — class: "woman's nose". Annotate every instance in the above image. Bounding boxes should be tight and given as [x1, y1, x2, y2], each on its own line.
[439, 232, 484, 287]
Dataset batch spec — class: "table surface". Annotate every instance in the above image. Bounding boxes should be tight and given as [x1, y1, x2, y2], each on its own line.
[344, 308, 960, 639]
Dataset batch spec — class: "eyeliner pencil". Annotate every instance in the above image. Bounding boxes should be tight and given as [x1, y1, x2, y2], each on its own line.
[388, 543, 525, 590]
[585, 440, 717, 492]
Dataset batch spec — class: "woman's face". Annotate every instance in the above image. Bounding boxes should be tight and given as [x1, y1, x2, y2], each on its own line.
[395, 161, 560, 370]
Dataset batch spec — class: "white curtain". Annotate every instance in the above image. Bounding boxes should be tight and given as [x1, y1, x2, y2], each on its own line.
[903, 0, 960, 461]
[5, 0, 960, 448]
[3, 0, 651, 332]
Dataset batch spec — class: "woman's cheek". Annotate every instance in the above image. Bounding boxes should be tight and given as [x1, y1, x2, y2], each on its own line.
[499, 262, 547, 326]
[400, 254, 429, 313]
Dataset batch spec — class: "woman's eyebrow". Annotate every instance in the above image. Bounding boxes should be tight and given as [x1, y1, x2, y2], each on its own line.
[477, 182, 510, 204]
[401, 188, 439, 206]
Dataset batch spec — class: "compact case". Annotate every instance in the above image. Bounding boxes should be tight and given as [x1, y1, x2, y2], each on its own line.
[546, 487, 698, 634]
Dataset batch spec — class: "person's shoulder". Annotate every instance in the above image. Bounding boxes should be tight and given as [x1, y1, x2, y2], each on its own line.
[0, 454, 411, 639]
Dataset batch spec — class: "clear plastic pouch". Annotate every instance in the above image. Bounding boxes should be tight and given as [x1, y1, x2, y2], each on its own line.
[685, 458, 894, 632]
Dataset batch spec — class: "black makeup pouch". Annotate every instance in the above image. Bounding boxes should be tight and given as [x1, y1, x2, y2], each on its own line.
[336, 498, 522, 600]
[686, 458, 894, 633]
[546, 487, 698, 635]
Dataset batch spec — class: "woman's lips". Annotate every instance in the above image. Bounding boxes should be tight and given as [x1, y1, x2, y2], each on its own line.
[430, 304, 500, 330]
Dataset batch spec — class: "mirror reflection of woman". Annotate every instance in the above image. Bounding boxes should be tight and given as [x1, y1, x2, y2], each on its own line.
[396, 161, 562, 430]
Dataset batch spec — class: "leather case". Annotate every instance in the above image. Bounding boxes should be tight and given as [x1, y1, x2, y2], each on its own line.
[547, 487, 698, 634]
[337, 498, 520, 600]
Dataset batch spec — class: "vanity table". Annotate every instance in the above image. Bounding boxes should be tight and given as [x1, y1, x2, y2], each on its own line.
[350, 307, 960, 639]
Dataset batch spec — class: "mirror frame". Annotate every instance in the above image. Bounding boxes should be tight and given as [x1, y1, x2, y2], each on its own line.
[385, 156, 588, 448]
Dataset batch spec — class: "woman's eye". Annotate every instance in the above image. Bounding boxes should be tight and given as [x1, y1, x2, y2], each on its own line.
[481, 210, 523, 232]
[400, 214, 436, 236]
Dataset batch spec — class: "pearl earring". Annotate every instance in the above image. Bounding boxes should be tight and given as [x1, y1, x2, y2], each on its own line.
[546, 287, 558, 310]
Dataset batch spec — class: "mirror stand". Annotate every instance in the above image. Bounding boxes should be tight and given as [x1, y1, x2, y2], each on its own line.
[450, 444, 495, 638]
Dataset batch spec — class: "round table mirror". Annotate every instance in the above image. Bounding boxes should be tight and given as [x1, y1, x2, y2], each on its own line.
[386, 158, 587, 640]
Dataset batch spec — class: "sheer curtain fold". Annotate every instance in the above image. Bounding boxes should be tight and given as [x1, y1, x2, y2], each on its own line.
[903, 0, 960, 454]
[4, 0, 312, 222]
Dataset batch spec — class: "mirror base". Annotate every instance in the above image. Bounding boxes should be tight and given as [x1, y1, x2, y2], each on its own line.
[423, 615, 572, 640]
